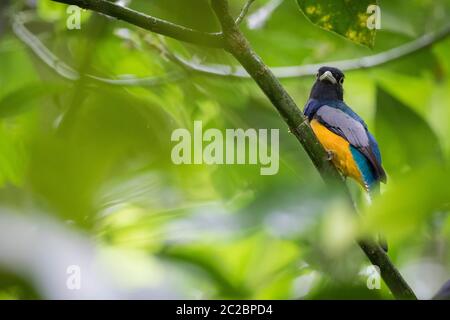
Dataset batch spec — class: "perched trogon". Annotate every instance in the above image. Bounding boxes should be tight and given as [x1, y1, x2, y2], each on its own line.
[304, 66, 388, 250]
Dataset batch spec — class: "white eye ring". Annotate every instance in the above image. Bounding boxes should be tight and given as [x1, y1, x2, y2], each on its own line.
[339, 77, 344, 84]
[316, 72, 319, 78]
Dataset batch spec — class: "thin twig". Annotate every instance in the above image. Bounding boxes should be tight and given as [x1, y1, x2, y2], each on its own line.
[164, 23, 450, 79]
[246, 0, 283, 30]
[12, 12, 186, 87]
[121, 19, 450, 81]
[235, 0, 256, 25]
[142, 35, 193, 73]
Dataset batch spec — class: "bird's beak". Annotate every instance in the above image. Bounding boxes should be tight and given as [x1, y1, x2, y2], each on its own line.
[319, 71, 337, 84]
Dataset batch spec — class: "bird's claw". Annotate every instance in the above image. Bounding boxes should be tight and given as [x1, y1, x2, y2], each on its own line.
[326, 151, 334, 161]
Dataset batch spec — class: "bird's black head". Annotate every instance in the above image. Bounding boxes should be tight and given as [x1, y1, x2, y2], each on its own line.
[309, 66, 345, 101]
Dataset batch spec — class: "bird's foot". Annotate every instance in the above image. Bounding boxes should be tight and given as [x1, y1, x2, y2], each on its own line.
[326, 150, 334, 161]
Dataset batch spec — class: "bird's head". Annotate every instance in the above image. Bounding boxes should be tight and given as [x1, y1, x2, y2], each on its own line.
[309, 66, 345, 101]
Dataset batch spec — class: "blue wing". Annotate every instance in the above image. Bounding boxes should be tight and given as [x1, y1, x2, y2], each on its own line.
[304, 99, 322, 121]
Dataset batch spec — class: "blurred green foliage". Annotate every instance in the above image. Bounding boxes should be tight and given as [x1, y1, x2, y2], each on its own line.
[0, 0, 450, 299]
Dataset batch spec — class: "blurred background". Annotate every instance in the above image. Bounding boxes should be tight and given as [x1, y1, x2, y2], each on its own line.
[0, 0, 450, 299]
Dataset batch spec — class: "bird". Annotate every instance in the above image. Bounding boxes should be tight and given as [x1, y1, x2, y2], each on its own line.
[304, 66, 388, 250]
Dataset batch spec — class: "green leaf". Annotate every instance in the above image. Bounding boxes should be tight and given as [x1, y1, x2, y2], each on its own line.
[375, 87, 444, 174]
[363, 164, 450, 242]
[0, 84, 63, 118]
[296, 0, 378, 47]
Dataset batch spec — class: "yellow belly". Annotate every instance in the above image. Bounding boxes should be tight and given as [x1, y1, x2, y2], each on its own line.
[310, 119, 363, 186]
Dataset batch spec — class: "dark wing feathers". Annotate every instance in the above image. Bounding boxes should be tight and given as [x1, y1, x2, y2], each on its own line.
[315, 106, 368, 147]
[359, 146, 387, 183]
[315, 105, 386, 183]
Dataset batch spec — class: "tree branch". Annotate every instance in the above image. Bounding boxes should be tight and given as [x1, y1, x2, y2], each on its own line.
[160, 23, 450, 79]
[17, 5, 450, 87]
[51, 0, 224, 48]
[210, 0, 416, 300]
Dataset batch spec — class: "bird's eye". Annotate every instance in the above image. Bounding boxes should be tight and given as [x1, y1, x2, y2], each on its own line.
[315, 72, 319, 78]
[339, 77, 344, 84]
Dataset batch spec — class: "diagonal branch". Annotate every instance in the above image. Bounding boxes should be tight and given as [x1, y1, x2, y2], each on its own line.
[51, 0, 224, 48]
[210, 0, 416, 300]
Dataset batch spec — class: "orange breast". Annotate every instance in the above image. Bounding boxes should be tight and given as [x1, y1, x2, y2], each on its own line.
[310, 119, 364, 186]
